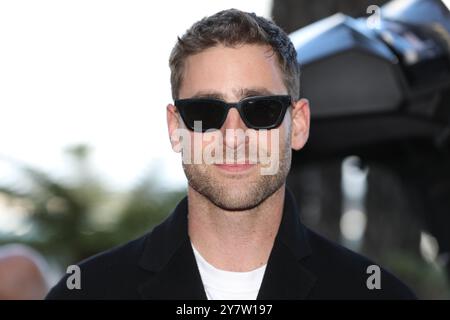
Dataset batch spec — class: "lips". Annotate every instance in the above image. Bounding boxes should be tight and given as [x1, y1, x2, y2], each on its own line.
[213, 163, 256, 172]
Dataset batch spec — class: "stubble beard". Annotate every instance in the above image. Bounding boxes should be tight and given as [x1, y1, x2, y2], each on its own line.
[182, 137, 292, 211]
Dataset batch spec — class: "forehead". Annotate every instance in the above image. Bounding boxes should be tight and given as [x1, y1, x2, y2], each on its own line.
[178, 44, 287, 100]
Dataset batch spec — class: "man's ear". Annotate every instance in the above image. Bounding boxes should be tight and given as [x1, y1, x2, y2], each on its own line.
[167, 104, 182, 153]
[290, 98, 310, 151]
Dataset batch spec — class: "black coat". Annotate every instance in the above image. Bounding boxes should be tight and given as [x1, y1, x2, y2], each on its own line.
[46, 188, 416, 300]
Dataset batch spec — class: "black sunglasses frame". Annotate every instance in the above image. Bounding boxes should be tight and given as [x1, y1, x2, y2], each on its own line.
[174, 95, 292, 132]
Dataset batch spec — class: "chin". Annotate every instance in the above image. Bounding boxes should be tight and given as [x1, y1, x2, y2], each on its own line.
[212, 199, 261, 212]
[207, 188, 264, 211]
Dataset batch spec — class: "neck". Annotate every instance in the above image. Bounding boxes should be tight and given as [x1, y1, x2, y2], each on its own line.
[188, 184, 285, 272]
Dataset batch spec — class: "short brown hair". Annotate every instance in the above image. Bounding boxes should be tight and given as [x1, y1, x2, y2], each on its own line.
[169, 9, 300, 100]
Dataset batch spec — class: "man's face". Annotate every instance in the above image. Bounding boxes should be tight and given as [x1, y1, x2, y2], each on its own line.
[167, 44, 310, 210]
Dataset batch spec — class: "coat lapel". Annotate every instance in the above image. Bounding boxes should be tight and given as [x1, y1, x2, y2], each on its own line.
[138, 239, 207, 299]
[137, 196, 207, 300]
[257, 188, 317, 300]
[257, 240, 316, 299]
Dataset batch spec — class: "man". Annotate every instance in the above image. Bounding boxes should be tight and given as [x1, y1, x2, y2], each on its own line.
[47, 9, 416, 300]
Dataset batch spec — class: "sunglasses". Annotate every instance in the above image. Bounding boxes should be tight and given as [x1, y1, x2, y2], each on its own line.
[174, 95, 292, 132]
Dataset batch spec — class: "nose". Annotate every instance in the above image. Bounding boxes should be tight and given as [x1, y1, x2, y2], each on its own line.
[222, 108, 247, 150]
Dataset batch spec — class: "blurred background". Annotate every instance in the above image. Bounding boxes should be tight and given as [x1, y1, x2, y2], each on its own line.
[0, 0, 449, 299]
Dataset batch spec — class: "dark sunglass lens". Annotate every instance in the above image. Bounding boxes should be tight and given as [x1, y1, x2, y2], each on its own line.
[178, 100, 226, 131]
[242, 98, 284, 128]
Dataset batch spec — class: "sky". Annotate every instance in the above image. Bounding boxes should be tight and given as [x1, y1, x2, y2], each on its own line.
[0, 0, 272, 190]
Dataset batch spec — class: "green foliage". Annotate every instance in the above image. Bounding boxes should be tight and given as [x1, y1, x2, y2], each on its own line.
[0, 145, 185, 267]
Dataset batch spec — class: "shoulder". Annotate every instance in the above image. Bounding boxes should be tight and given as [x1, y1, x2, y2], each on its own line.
[303, 228, 417, 299]
[46, 200, 187, 300]
[45, 233, 149, 300]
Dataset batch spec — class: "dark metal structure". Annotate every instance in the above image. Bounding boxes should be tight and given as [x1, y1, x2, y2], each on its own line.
[289, 0, 450, 274]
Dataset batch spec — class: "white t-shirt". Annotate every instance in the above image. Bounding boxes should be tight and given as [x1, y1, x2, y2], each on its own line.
[191, 244, 267, 300]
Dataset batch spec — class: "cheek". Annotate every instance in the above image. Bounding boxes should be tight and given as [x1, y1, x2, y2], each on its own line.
[235, 125, 288, 155]
[281, 113, 292, 146]
[187, 131, 224, 162]
[269, 122, 290, 152]
[189, 132, 203, 158]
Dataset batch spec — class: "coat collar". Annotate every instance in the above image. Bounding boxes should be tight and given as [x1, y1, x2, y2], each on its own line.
[138, 186, 316, 300]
